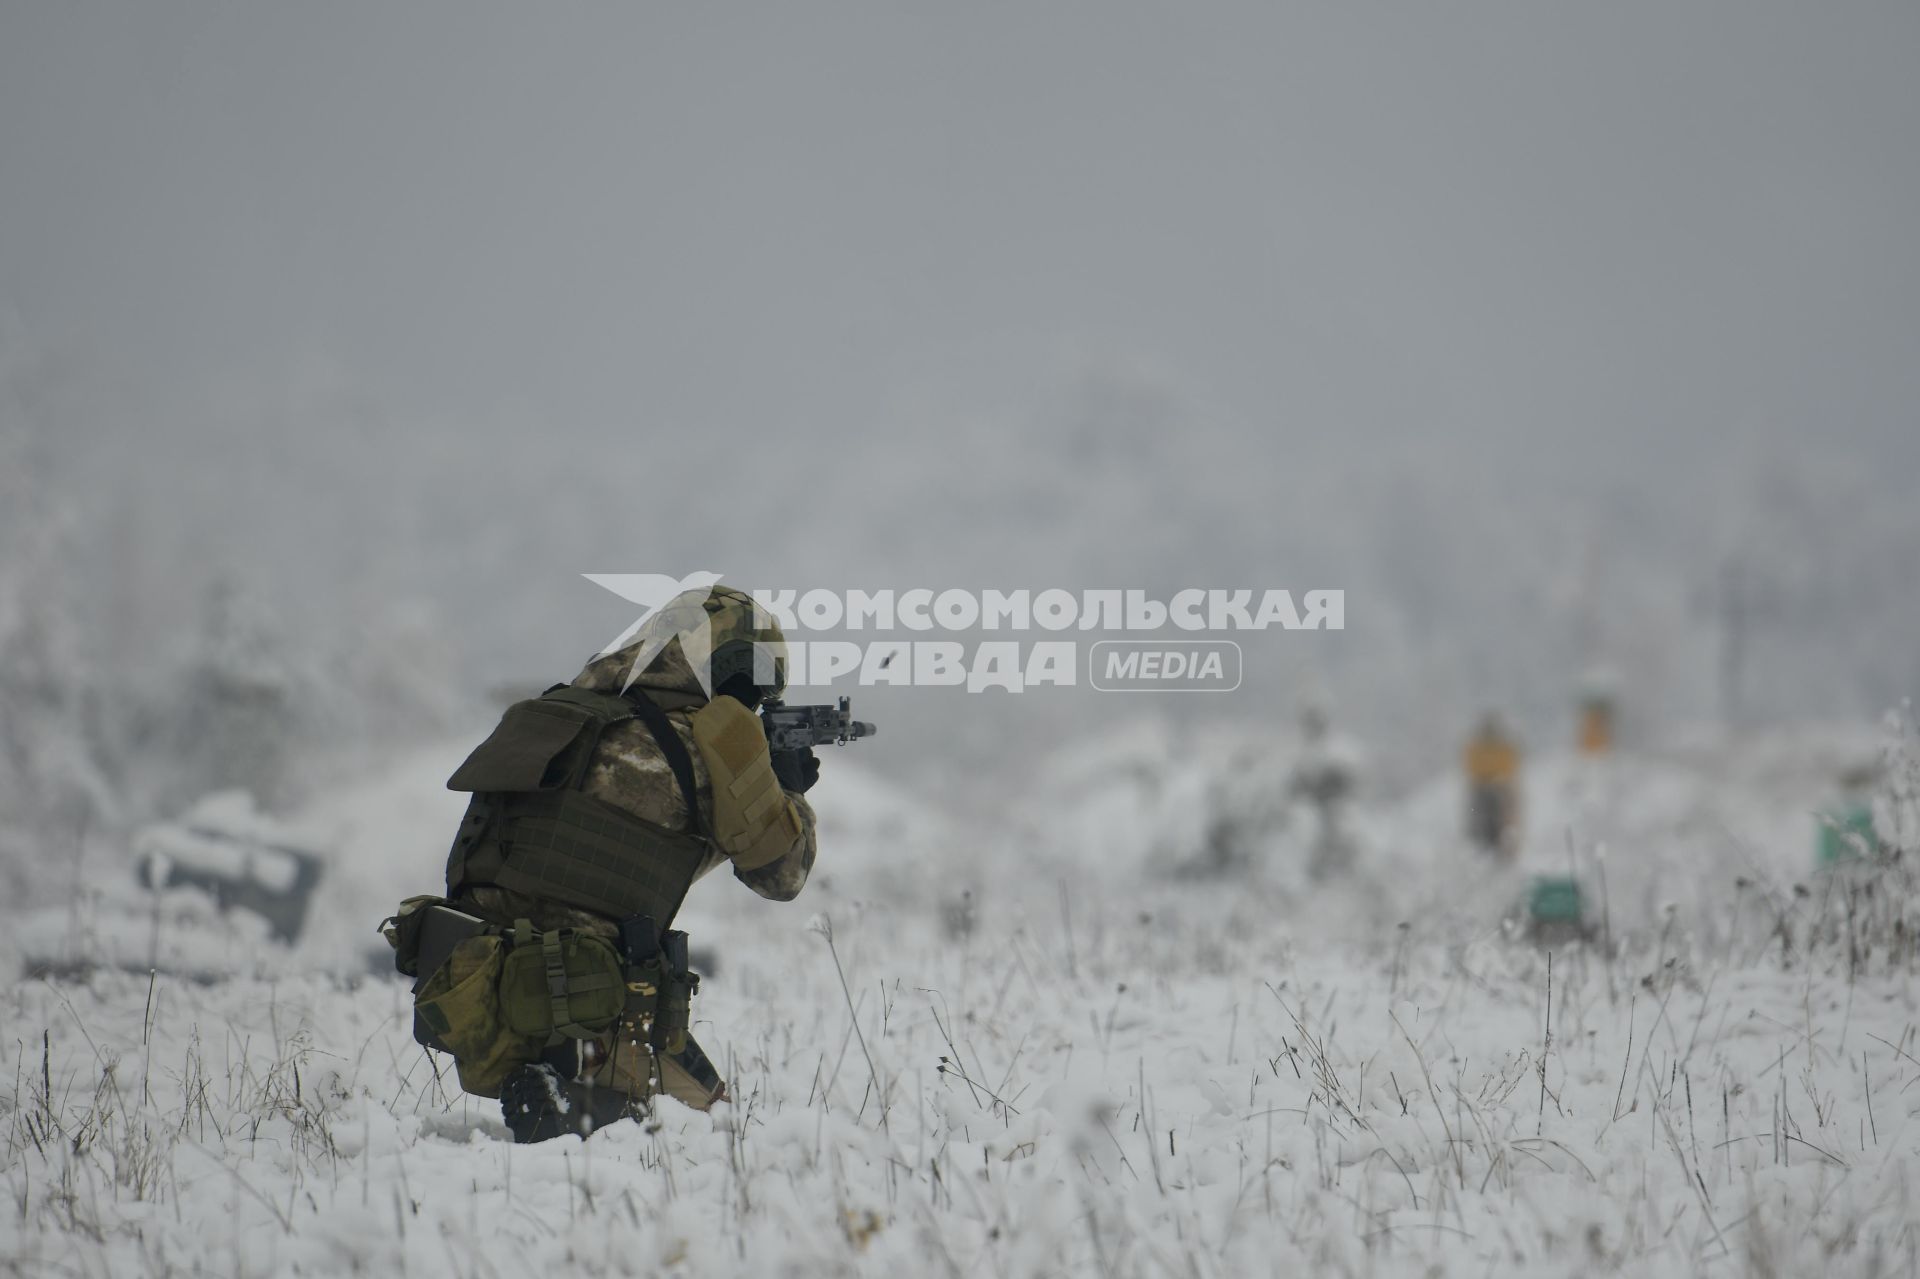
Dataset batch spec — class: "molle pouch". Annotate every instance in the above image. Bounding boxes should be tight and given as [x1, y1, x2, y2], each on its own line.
[497, 921, 627, 1041]
[412, 934, 542, 1098]
[691, 695, 800, 872]
[379, 894, 449, 978]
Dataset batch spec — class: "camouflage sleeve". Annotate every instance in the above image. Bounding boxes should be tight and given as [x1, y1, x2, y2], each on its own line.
[732, 790, 817, 901]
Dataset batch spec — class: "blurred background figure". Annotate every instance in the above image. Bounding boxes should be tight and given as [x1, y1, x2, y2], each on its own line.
[1289, 704, 1361, 881]
[1463, 713, 1521, 859]
[1577, 671, 1617, 757]
[1192, 743, 1289, 878]
[1817, 761, 1882, 868]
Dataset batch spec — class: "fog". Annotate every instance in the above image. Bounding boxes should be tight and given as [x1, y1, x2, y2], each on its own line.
[3, 2, 1916, 819]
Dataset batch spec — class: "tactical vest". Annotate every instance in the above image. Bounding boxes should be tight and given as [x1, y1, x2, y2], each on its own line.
[444, 684, 712, 927]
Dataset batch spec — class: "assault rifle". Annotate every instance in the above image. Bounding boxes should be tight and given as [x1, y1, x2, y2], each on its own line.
[759, 696, 877, 750]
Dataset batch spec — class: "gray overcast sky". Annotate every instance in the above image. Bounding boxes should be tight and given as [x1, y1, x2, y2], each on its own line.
[2, 3, 1917, 783]
[5, 2, 1915, 460]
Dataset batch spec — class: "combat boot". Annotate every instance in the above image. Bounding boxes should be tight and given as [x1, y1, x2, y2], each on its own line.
[499, 1063, 635, 1143]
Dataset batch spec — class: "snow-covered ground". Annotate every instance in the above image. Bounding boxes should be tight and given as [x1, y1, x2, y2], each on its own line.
[4, 725, 1919, 1276]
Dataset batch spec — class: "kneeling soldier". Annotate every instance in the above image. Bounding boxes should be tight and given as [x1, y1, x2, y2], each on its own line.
[390, 586, 819, 1142]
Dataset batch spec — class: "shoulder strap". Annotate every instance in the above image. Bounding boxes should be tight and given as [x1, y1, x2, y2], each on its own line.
[621, 688, 705, 837]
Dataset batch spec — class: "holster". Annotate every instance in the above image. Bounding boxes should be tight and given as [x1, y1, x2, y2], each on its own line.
[615, 916, 701, 1055]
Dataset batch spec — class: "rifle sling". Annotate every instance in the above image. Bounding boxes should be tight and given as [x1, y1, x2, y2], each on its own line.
[622, 689, 704, 838]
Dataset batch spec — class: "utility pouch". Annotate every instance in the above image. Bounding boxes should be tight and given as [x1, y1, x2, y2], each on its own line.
[497, 919, 628, 1041]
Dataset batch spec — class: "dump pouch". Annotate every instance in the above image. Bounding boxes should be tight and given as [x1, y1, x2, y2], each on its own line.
[412, 935, 543, 1097]
[690, 695, 800, 872]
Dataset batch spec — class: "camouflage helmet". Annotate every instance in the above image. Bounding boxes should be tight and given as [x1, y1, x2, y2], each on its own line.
[702, 585, 788, 699]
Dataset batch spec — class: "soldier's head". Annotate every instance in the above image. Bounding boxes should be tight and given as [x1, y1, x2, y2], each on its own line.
[576, 582, 790, 705]
[702, 586, 788, 708]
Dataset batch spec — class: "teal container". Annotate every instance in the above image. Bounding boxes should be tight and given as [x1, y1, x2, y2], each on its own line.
[1527, 875, 1585, 924]
[1817, 803, 1878, 865]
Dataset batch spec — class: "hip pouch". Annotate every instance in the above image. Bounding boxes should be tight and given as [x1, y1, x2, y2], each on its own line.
[398, 903, 688, 1098]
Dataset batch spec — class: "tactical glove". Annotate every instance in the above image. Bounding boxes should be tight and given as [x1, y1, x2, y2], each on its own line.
[770, 746, 820, 794]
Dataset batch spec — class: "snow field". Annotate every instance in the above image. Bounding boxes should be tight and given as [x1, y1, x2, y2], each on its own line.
[4, 727, 1919, 1276]
[4, 871, 1919, 1277]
